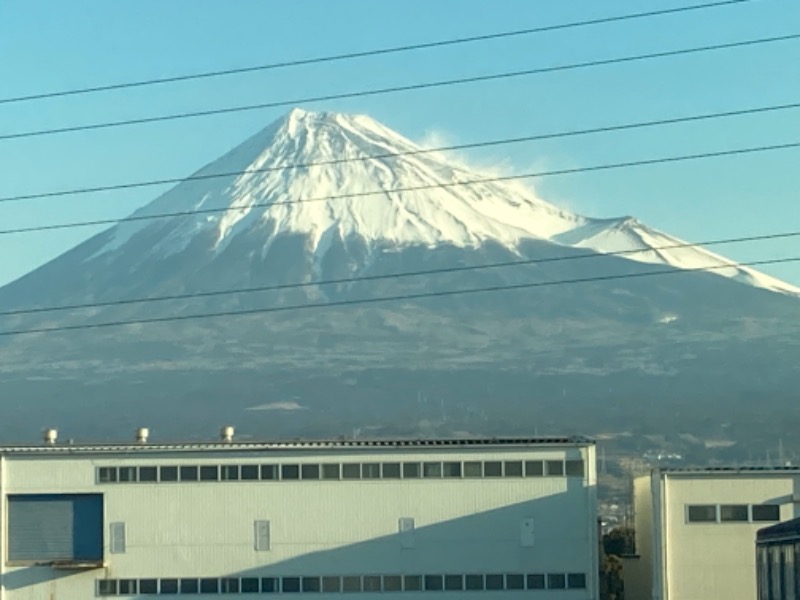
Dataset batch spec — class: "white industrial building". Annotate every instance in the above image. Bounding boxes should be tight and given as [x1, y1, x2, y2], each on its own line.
[0, 430, 598, 599]
[632, 467, 800, 600]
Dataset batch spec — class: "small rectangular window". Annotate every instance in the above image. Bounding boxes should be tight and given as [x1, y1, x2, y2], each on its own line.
[546, 460, 564, 476]
[402, 462, 421, 478]
[424, 575, 444, 591]
[221, 578, 239, 593]
[260, 465, 278, 480]
[384, 575, 402, 591]
[568, 573, 587, 589]
[547, 573, 566, 589]
[98, 580, 117, 596]
[525, 461, 544, 476]
[423, 462, 442, 478]
[179, 580, 198, 594]
[160, 579, 179, 594]
[159, 466, 178, 482]
[322, 576, 341, 592]
[464, 461, 482, 477]
[342, 464, 361, 479]
[139, 466, 158, 482]
[443, 462, 462, 478]
[221, 465, 240, 481]
[527, 574, 545, 589]
[321, 464, 340, 479]
[506, 574, 524, 590]
[363, 575, 381, 591]
[302, 577, 320, 592]
[753, 504, 780, 522]
[241, 578, 259, 593]
[199, 465, 218, 481]
[403, 575, 422, 591]
[261, 577, 278, 593]
[444, 575, 463, 590]
[241, 465, 259, 480]
[200, 579, 219, 594]
[254, 520, 271, 552]
[720, 504, 749, 522]
[484, 461, 503, 477]
[399, 516, 415, 548]
[98, 467, 117, 483]
[504, 461, 523, 477]
[281, 464, 300, 480]
[485, 574, 504, 590]
[362, 463, 381, 479]
[687, 505, 718, 523]
[342, 576, 362, 592]
[565, 459, 585, 476]
[118, 466, 137, 482]
[179, 466, 198, 481]
[139, 578, 158, 594]
[382, 463, 401, 478]
[520, 517, 535, 546]
[465, 574, 484, 590]
[110, 522, 126, 554]
[119, 580, 138, 595]
[301, 464, 320, 480]
[282, 577, 300, 593]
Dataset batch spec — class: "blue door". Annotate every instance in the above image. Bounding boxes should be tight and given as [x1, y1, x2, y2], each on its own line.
[7, 494, 103, 562]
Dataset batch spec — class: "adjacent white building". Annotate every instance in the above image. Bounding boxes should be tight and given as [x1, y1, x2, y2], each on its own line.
[632, 467, 800, 600]
[0, 432, 598, 599]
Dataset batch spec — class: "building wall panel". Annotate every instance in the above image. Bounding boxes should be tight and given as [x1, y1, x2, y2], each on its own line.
[0, 443, 597, 600]
[640, 470, 800, 600]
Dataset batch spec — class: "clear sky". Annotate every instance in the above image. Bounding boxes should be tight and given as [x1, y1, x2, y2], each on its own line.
[1, 0, 798, 288]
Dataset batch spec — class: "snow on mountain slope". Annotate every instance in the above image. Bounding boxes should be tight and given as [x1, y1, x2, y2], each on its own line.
[554, 217, 800, 295]
[85, 107, 798, 296]
[92, 108, 583, 262]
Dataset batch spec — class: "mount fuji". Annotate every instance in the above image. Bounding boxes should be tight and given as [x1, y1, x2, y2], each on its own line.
[15, 107, 796, 298]
[1, 108, 799, 447]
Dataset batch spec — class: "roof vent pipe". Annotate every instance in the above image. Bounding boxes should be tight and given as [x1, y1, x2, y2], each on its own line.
[136, 428, 149, 444]
[43, 428, 58, 445]
[220, 426, 234, 443]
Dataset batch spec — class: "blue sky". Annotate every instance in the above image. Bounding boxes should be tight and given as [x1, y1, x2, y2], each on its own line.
[1, 0, 798, 287]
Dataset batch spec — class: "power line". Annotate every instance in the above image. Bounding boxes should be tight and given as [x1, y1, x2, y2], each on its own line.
[1, 230, 798, 318]
[2, 256, 797, 338]
[0, 0, 757, 106]
[2, 140, 798, 237]
[3, 100, 799, 205]
[2, 32, 797, 143]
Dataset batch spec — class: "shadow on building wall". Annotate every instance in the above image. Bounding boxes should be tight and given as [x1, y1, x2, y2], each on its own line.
[2, 478, 595, 597]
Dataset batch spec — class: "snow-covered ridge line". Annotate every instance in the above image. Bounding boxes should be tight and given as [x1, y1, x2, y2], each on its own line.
[92, 108, 799, 296]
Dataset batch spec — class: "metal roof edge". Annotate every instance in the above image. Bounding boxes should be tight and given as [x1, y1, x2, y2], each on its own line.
[0, 435, 595, 454]
[757, 517, 800, 542]
[657, 466, 800, 475]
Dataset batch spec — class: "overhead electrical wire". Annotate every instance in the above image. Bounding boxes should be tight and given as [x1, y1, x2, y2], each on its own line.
[1, 230, 797, 319]
[2, 32, 798, 143]
[0, 0, 757, 106]
[1, 256, 798, 338]
[3, 100, 799, 205]
[1, 140, 798, 237]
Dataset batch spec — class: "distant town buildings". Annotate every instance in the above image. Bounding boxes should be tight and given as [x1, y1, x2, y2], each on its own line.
[631, 466, 800, 600]
[0, 430, 598, 598]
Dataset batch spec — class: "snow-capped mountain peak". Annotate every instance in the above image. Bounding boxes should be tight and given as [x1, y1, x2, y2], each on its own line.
[86, 108, 798, 296]
[96, 107, 584, 260]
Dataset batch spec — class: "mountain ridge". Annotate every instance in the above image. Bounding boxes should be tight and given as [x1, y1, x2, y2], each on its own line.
[1, 108, 799, 447]
[6, 106, 795, 302]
